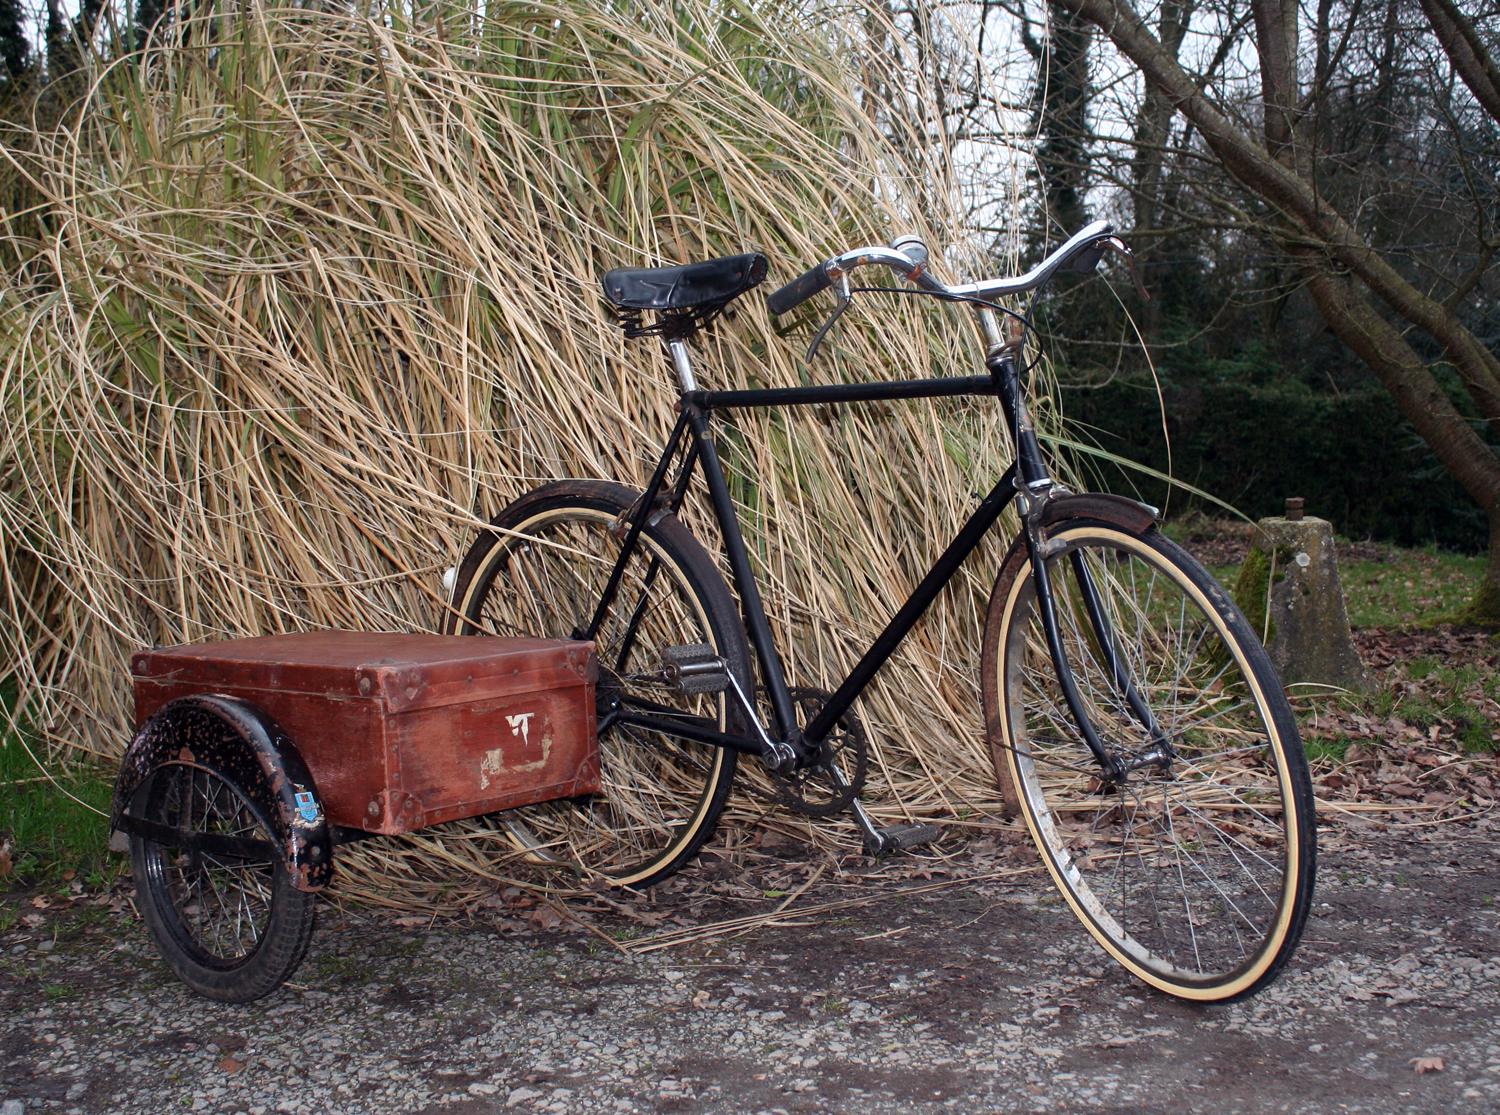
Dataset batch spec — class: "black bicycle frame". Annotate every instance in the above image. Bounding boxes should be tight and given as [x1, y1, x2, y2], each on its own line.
[583, 343, 1093, 768]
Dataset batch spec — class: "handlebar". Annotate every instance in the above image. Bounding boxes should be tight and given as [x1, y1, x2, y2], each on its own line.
[766, 261, 834, 315]
[766, 219, 1122, 316]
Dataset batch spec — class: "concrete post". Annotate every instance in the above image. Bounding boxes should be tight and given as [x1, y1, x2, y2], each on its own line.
[1233, 501, 1372, 692]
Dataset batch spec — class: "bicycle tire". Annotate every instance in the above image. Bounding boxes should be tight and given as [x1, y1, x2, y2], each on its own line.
[982, 520, 1316, 1002]
[128, 762, 316, 1002]
[444, 480, 750, 888]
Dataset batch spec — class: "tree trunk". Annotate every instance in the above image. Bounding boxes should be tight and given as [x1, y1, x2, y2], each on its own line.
[1297, 259, 1500, 614]
[1058, 0, 1500, 427]
[1127, 0, 1190, 347]
[1418, 0, 1500, 124]
[1032, 0, 1093, 241]
[1056, 0, 1500, 622]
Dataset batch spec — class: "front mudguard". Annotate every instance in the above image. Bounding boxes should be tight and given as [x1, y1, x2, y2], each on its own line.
[111, 694, 334, 892]
[982, 490, 1160, 816]
[1034, 491, 1158, 535]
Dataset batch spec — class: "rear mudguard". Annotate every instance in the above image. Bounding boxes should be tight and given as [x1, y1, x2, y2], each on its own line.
[111, 694, 334, 892]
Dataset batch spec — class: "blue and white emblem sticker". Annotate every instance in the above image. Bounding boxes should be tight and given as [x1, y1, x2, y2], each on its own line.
[294, 790, 319, 824]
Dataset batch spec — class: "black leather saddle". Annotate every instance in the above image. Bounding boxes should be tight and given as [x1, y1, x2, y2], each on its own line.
[601, 253, 768, 313]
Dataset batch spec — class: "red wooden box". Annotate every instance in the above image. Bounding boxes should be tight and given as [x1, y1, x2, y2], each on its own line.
[131, 632, 600, 835]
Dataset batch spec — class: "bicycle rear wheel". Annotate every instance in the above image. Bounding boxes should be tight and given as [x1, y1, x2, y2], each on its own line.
[982, 520, 1315, 1002]
[128, 762, 316, 1002]
[444, 480, 750, 888]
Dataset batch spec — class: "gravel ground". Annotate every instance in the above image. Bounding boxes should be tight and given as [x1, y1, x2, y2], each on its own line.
[3, 816, 1499, 1114]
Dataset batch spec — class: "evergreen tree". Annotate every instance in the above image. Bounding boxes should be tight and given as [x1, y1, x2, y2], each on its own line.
[0, 0, 30, 83]
[46, 0, 69, 81]
[136, 0, 165, 50]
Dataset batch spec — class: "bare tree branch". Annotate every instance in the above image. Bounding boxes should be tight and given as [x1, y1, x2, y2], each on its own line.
[1419, 0, 1500, 124]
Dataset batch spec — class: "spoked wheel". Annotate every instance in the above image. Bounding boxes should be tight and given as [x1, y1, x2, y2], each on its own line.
[445, 480, 751, 888]
[128, 762, 316, 1002]
[982, 520, 1316, 1002]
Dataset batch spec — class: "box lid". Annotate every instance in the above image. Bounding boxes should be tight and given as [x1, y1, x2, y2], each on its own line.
[131, 632, 596, 712]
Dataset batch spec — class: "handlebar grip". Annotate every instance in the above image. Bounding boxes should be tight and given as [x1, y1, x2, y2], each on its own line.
[766, 261, 833, 315]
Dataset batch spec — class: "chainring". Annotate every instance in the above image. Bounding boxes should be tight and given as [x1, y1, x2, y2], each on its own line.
[770, 687, 870, 817]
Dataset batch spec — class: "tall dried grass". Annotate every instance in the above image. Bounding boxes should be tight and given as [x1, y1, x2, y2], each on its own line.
[0, 0, 1050, 908]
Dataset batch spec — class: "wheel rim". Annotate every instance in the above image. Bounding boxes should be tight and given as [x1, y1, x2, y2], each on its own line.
[139, 763, 279, 968]
[456, 504, 730, 885]
[1000, 527, 1305, 998]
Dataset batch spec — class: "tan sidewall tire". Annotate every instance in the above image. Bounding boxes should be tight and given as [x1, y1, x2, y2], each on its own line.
[983, 522, 1314, 1002]
[445, 482, 748, 889]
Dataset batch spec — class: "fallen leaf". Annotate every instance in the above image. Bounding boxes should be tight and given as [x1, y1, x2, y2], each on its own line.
[1410, 1056, 1444, 1074]
[218, 1056, 246, 1074]
[30, 895, 51, 910]
[691, 990, 710, 1009]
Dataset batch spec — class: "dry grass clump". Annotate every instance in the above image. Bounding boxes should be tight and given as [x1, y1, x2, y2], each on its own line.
[0, 0, 1041, 909]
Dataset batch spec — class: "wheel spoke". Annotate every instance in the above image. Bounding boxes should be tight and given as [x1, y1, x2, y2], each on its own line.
[994, 526, 1313, 999]
[449, 493, 741, 886]
[140, 764, 279, 964]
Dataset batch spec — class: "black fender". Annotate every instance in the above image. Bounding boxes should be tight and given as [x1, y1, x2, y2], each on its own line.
[111, 694, 334, 892]
[1037, 491, 1158, 534]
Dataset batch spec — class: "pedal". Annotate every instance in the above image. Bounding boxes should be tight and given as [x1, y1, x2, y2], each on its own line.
[660, 643, 728, 695]
[864, 823, 941, 857]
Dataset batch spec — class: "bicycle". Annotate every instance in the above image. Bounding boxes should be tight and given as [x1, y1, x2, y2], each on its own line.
[441, 221, 1317, 1003]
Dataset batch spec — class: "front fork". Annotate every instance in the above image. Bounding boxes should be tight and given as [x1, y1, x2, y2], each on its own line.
[989, 342, 1170, 782]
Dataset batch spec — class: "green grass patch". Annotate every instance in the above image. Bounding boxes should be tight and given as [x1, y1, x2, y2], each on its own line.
[1340, 549, 1485, 628]
[1191, 521, 1483, 630]
[1304, 737, 1351, 765]
[1, 689, 118, 887]
[1406, 657, 1440, 681]
[1448, 697, 1499, 754]
[1395, 695, 1445, 731]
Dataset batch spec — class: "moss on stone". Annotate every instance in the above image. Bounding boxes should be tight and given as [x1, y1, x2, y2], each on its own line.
[1462, 573, 1500, 629]
[1232, 544, 1293, 644]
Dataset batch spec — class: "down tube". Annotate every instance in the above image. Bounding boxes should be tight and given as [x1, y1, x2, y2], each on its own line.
[804, 464, 1018, 742]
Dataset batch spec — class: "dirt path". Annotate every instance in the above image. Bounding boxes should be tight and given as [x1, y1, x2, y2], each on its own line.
[3, 817, 1499, 1114]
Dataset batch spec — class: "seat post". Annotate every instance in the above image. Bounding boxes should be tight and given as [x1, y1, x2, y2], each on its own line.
[666, 339, 698, 393]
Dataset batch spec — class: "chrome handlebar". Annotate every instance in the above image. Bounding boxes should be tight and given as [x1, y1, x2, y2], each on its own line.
[767, 219, 1124, 317]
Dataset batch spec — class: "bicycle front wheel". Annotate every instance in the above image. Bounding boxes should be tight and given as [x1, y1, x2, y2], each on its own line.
[444, 480, 750, 888]
[982, 520, 1315, 1001]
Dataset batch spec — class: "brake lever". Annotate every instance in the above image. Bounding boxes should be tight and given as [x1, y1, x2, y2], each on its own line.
[1102, 236, 1151, 302]
[805, 275, 853, 365]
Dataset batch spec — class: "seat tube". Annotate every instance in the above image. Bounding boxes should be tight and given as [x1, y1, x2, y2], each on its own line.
[683, 403, 799, 741]
[666, 338, 797, 743]
[667, 340, 698, 392]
